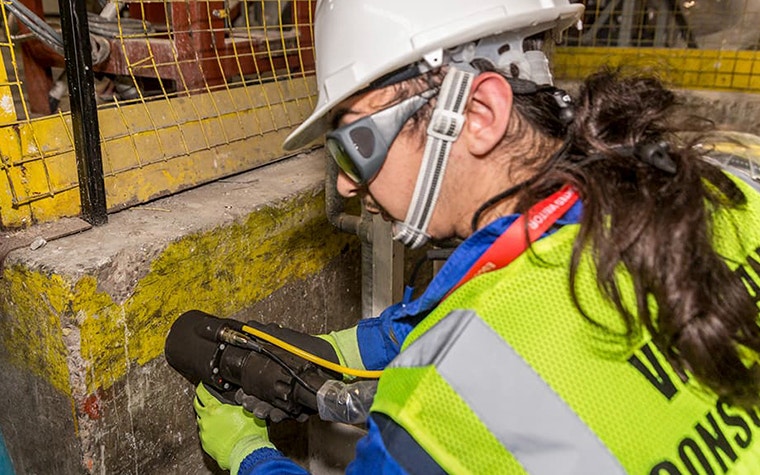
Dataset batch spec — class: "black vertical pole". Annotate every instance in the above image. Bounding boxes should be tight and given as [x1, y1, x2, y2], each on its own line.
[58, 0, 108, 225]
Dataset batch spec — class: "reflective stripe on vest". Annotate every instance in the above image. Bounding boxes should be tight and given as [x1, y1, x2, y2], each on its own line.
[389, 309, 626, 475]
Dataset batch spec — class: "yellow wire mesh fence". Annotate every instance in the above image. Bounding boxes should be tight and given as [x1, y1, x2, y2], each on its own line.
[0, 0, 316, 229]
[556, 0, 760, 91]
[0, 0, 759, 229]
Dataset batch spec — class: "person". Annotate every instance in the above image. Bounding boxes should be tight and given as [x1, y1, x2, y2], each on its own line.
[190, 0, 760, 473]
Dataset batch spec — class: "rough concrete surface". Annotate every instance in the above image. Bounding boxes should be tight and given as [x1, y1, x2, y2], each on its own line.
[5, 152, 326, 293]
[0, 150, 365, 474]
[0, 358, 82, 475]
[679, 89, 760, 136]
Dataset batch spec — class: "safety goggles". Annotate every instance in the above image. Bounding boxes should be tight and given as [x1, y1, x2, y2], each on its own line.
[326, 89, 437, 184]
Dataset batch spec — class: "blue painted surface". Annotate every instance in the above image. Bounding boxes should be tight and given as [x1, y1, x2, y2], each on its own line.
[0, 430, 14, 475]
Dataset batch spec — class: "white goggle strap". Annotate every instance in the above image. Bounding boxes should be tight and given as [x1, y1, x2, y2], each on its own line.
[393, 68, 475, 249]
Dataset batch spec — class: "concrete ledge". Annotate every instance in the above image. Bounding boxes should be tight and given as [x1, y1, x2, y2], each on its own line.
[0, 151, 362, 474]
[679, 89, 760, 136]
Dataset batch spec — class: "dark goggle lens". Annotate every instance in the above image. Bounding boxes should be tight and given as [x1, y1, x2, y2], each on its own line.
[326, 138, 362, 183]
[348, 126, 376, 159]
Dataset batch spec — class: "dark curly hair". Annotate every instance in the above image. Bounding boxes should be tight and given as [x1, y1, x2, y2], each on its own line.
[512, 67, 760, 407]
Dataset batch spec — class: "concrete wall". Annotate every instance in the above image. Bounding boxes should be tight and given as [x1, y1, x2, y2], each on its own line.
[0, 151, 363, 474]
[680, 88, 760, 136]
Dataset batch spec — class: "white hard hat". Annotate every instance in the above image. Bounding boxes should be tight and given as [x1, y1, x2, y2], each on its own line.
[283, 0, 585, 151]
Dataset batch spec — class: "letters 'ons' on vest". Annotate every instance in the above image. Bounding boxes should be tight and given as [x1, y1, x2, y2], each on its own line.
[371, 176, 760, 475]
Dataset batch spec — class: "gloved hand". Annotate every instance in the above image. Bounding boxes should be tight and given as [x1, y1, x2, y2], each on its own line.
[194, 383, 275, 475]
[235, 389, 309, 423]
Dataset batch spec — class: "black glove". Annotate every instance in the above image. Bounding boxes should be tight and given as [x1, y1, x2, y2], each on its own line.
[234, 389, 309, 423]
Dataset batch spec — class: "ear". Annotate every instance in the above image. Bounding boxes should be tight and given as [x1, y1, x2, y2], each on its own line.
[461, 72, 513, 157]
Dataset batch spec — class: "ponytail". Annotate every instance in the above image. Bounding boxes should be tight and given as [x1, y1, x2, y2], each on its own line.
[515, 68, 760, 407]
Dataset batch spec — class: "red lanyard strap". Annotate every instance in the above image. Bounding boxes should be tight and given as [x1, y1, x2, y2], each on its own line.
[448, 185, 579, 295]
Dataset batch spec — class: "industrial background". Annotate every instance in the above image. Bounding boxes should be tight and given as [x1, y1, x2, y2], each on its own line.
[0, 0, 759, 474]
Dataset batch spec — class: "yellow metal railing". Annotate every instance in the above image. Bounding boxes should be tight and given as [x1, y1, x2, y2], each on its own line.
[555, 47, 760, 93]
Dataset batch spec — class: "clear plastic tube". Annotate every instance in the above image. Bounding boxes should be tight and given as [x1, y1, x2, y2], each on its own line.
[317, 380, 378, 424]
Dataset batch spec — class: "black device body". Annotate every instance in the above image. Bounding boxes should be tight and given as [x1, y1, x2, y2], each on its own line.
[165, 310, 340, 417]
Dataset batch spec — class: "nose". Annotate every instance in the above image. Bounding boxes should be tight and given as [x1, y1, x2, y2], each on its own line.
[336, 171, 360, 198]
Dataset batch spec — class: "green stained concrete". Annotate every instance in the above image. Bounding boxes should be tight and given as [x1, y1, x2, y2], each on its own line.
[0, 268, 73, 396]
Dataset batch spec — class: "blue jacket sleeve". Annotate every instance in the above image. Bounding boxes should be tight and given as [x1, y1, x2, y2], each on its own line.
[237, 447, 309, 475]
[345, 416, 409, 475]
[355, 302, 426, 370]
[236, 419, 409, 475]
[355, 310, 399, 370]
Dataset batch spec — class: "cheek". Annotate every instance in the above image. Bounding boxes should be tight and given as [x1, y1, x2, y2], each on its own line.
[367, 174, 407, 218]
[368, 140, 422, 217]
[387, 133, 425, 182]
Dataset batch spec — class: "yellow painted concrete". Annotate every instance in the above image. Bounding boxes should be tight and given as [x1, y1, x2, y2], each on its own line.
[0, 189, 355, 396]
[0, 78, 317, 228]
[554, 47, 760, 93]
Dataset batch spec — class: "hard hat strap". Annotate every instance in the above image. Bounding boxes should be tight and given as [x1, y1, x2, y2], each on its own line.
[393, 68, 475, 249]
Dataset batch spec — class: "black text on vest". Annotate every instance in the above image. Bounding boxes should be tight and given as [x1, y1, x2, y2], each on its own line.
[649, 401, 760, 474]
[628, 342, 678, 400]
[735, 248, 760, 306]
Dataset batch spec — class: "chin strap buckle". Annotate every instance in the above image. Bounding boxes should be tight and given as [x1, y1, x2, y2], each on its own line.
[427, 108, 465, 142]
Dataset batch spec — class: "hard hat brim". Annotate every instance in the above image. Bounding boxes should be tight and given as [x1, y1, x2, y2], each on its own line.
[283, 3, 584, 151]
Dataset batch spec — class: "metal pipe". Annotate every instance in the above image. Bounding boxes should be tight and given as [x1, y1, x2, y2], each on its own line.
[324, 153, 405, 318]
[360, 225, 375, 318]
[58, 0, 108, 226]
[325, 154, 375, 317]
[6, 0, 64, 54]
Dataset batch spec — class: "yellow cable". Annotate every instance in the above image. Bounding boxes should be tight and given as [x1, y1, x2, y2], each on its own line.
[241, 325, 383, 379]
